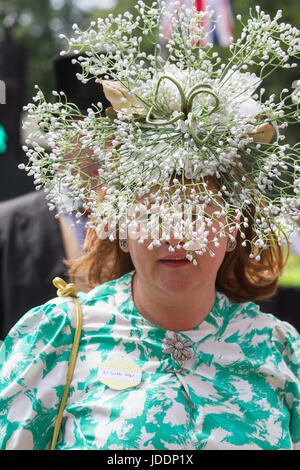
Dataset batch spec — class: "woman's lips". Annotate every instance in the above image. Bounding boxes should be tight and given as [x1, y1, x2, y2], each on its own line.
[159, 258, 191, 268]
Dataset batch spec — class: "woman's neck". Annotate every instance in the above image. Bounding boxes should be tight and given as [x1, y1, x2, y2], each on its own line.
[131, 272, 216, 331]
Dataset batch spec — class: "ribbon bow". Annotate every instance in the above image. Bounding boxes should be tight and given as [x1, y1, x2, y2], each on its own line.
[146, 75, 219, 145]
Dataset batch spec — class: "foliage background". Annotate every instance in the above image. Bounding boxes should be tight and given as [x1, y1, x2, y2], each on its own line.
[1, 0, 300, 101]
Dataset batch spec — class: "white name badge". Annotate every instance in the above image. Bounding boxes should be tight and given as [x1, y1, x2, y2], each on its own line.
[98, 357, 142, 390]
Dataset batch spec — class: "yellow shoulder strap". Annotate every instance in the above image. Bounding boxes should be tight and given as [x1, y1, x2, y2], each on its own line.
[50, 277, 83, 450]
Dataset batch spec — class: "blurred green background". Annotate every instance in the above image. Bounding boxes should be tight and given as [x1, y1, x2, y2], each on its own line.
[0, 0, 299, 200]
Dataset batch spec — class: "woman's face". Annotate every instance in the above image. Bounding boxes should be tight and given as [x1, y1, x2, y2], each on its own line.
[127, 235, 228, 296]
[124, 178, 234, 296]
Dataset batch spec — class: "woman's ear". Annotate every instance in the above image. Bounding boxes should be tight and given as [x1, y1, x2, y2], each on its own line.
[226, 220, 239, 252]
[226, 237, 237, 252]
[119, 239, 129, 252]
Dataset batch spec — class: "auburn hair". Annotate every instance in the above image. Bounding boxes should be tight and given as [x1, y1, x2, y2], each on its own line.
[67, 212, 287, 303]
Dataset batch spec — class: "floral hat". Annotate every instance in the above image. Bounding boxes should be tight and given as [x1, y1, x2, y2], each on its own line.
[21, 2, 300, 263]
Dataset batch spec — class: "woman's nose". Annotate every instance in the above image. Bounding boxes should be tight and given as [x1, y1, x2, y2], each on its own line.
[164, 234, 185, 249]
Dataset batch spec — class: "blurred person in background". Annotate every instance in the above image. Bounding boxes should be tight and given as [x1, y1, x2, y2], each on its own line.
[0, 54, 111, 340]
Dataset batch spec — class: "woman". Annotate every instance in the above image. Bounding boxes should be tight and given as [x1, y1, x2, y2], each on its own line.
[0, 179, 299, 450]
[1, 4, 300, 450]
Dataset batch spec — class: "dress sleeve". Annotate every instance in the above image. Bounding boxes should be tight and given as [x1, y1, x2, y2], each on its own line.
[0, 297, 77, 450]
[274, 321, 300, 450]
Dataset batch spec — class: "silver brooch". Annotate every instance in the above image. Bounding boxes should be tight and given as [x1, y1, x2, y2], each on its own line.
[163, 333, 193, 373]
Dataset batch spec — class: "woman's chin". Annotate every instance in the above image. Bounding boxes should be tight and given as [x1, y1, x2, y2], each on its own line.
[157, 272, 194, 293]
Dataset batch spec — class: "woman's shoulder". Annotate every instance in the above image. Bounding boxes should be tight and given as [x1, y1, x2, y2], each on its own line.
[218, 292, 300, 342]
[0, 294, 81, 392]
[2, 272, 134, 347]
[215, 294, 300, 378]
[3, 294, 78, 350]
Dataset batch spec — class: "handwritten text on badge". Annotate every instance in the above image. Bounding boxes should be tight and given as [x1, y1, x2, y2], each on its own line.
[98, 357, 142, 390]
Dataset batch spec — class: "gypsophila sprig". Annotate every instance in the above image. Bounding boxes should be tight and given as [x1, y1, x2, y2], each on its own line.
[21, 2, 300, 261]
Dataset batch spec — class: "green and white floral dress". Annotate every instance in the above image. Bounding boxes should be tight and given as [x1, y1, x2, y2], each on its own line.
[0, 272, 299, 450]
